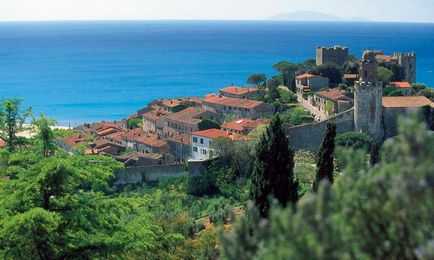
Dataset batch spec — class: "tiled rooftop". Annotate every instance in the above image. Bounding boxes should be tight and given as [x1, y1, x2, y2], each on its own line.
[165, 107, 209, 125]
[122, 129, 167, 147]
[219, 86, 260, 95]
[296, 73, 315, 79]
[203, 94, 263, 109]
[192, 128, 230, 139]
[343, 74, 359, 79]
[63, 133, 87, 147]
[166, 134, 191, 145]
[315, 88, 349, 101]
[382, 96, 434, 108]
[142, 108, 172, 121]
[390, 82, 412, 88]
[222, 118, 270, 132]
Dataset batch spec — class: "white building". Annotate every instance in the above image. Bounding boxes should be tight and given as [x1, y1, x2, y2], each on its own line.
[190, 129, 230, 161]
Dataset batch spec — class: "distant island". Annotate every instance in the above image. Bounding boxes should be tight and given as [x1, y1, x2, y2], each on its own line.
[269, 10, 370, 22]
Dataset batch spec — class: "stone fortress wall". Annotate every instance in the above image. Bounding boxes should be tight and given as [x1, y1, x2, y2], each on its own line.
[285, 108, 355, 152]
[114, 160, 206, 186]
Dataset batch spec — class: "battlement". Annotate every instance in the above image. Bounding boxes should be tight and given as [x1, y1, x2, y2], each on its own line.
[317, 45, 348, 51]
[393, 52, 416, 58]
[316, 45, 349, 66]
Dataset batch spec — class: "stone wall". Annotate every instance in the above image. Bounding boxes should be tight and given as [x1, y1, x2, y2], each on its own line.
[114, 160, 206, 186]
[285, 108, 355, 152]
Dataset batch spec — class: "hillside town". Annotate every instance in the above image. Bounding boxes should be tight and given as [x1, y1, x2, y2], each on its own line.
[61, 46, 434, 168]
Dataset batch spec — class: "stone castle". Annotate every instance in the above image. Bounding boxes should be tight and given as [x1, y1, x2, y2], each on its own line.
[374, 51, 417, 83]
[287, 50, 433, 151]
[316, 46, 349, 66]
[354, 51, 384, 142]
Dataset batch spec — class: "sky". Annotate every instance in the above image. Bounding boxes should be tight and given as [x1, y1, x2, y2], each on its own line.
[0, 0, 433, 23]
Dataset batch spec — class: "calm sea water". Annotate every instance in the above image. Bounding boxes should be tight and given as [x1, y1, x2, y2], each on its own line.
[0, 21, 433, 125]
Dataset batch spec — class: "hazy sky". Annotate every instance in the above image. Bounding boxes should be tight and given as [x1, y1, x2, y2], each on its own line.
[0, 0, 433, 23]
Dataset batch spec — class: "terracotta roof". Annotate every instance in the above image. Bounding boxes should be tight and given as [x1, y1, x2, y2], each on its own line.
[203, 94, 263, 109]
[142, 108, 172, 121]
[84, 149, 99, 155]
[96, 127, 120, 137]
[296, 73, 315, 79]
[382, 96, 434, 108]
[375, 55, 397, 63]
[390, 82, 412, 88]
[222, 118, 253, 131]
[192, 129, 230, 139]
[122, 129, 167, 147]
[94, 139, 125, 149]
[105, 131, 124, 142]
[0, 139, 6, 148]
[156, 97, 201, 108]
[165, 107, 209, 125]
[344, 74, 358, 79]
[219, 86, 260, 95]
[63, 133, 87, 147]
[166, 134, 191, 145]
[315, 88, 350, 101]
[245, 118, 271, 129]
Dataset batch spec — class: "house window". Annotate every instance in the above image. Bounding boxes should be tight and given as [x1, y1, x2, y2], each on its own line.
[202, 149, 207, 155]
[193, 147, 198, 152]
[200, 138, 204, 144]
[193, 137, 197, 143]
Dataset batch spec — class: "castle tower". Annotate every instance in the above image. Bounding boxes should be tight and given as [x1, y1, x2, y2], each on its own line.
[394, 52, 416, 83]
[354, 50, 383, 142]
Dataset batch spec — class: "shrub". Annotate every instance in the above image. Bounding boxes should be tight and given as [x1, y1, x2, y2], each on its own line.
[335, 132, 374, 151]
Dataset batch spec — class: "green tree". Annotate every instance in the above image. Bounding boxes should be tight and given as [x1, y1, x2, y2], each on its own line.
[32, 114, 57, 157]
[313, 122, 336, 192]
[0, 153, 164, 259]
[265, 76, 282, 102]
[220, 202, 263, 260]
[222, 113, 434, 259]
[198, 119, 220, 131]
[379, 62, 405, 82]
[250, 116, 299, 217]
[335, 131, 374, 151]
[0, 98, 32, 151]
[377, 66, 394, 83]
[312, 62, 343, 85]
[127, 117, 142, 129]
[247, 73, 267, 88]
[273, 61, 298, 91]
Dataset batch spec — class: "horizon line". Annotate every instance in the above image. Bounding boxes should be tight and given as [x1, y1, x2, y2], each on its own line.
[0, 19, 433, 25]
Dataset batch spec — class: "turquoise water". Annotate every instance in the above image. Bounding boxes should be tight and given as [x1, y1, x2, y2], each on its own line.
[0, 21, 433, 125]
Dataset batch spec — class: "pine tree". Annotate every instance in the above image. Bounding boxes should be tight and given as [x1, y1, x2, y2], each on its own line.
[313, 122, 336, 192]
[250, 115, 299, 217]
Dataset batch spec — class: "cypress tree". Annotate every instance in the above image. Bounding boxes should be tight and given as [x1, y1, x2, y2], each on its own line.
[250, 115, 299, 218]
[313, 122, 336, 192]
[370, 142, 380, 166]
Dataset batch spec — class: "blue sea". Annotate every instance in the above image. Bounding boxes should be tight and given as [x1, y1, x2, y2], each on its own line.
[0, 21, 433, 125]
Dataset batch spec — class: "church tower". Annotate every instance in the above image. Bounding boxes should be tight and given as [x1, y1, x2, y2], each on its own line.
[354, 51, 383, 142]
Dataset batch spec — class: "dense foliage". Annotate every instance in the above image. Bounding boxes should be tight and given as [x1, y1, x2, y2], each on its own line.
[250, 116, 299, 217]
[127, 117, 142, 129]
[198, 118, 221, 131]
[313, 122, 336, 192]
[335, 131, 374, 151]
[222, 114, 434, 259]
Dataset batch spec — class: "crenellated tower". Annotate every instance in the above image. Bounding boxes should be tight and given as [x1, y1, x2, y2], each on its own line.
[354, 50, 383, 142]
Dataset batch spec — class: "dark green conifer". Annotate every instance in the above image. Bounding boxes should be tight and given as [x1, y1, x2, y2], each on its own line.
[250, 115, 299, 218]
[313, 122, 336, 192]
[370, 142, 380, 166]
